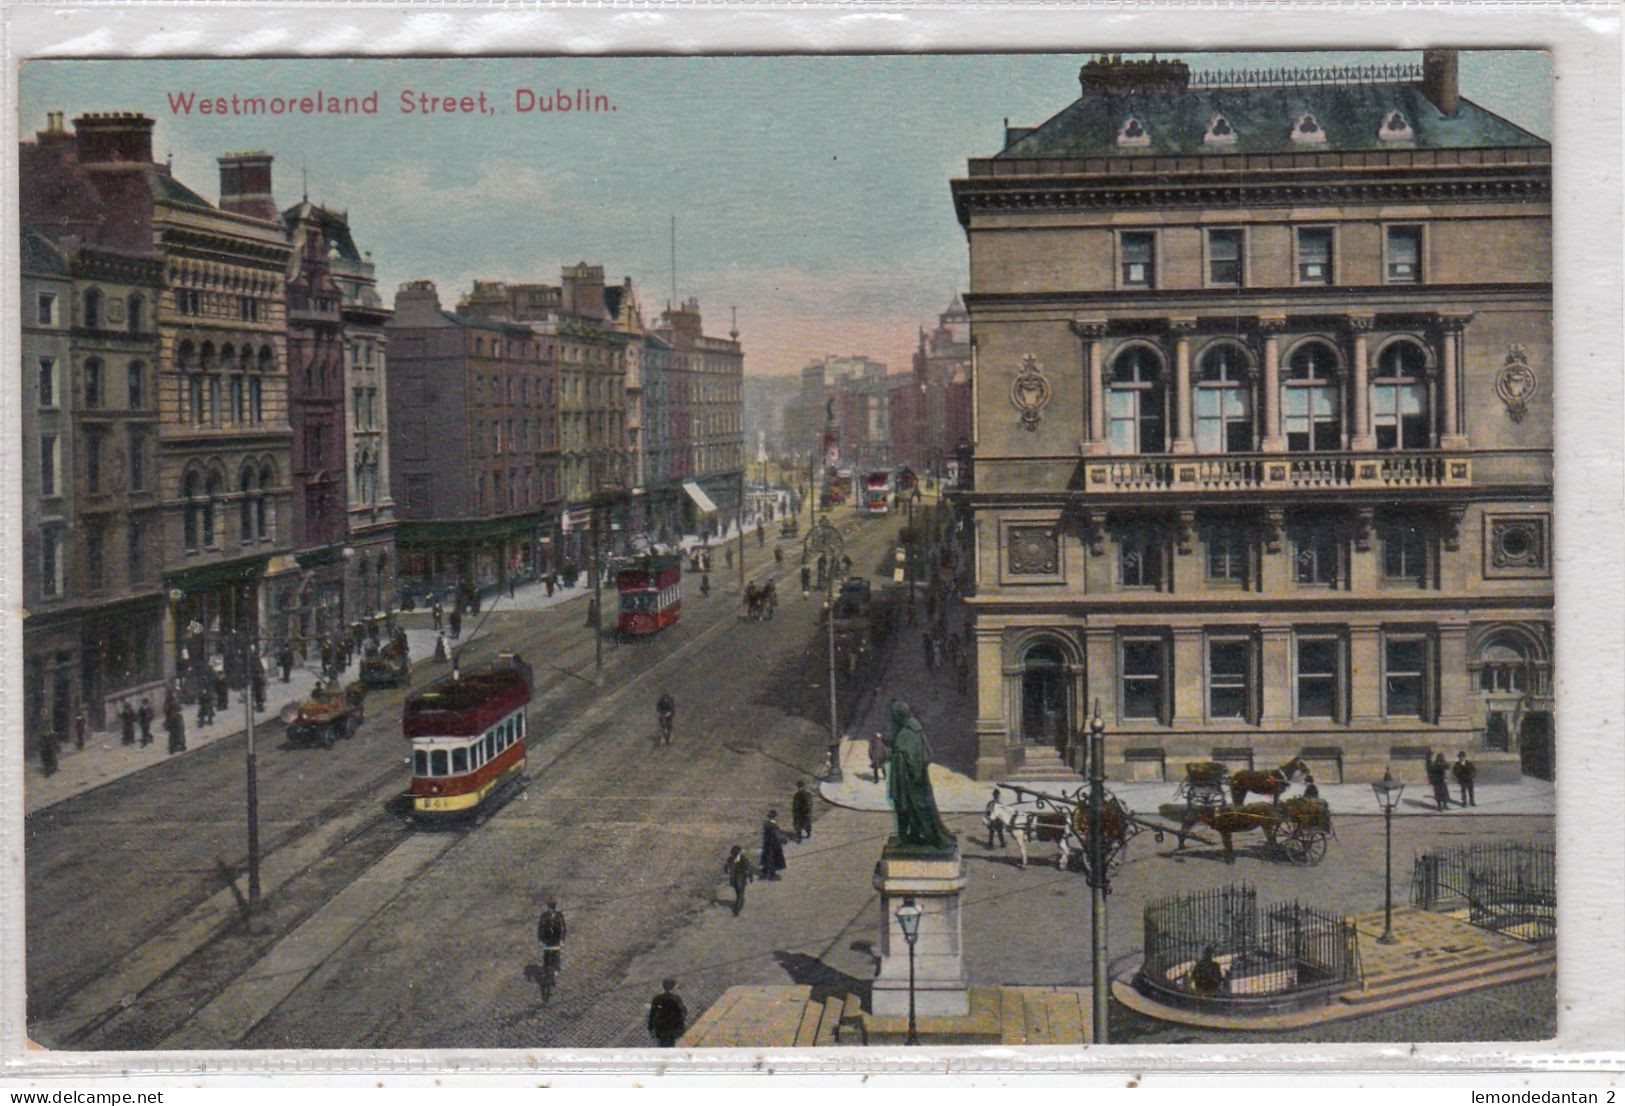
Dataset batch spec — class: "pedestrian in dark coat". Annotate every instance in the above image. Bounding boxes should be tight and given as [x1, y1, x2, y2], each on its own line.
[278, 644, 294, 683]
[213, 668, 228, 712]
[74, 707, 88, 751]
[38, 721, 59, 776]
[196, 681, 214, 727]
[137, 697, 154, 745]
[868, 731, 888, 781]
[165, 698, 186, 754]
[922, 632, 937, 672]
[321, 639, 334, 678]
[449, 609, 463, 640]
[800, 565, 811, 597]
[759, 810, 787, 879]
[1452, 752, 1477, 808]
[791, 781, 814, 841]
[120, 700, 137, 745]
[647, 979, 687, 1047]
[724, 846, 754, 916]
[1427, 753, 1451, 812]
[251, 660, 267, 712]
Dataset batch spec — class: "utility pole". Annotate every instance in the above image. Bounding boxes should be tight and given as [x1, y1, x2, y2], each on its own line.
[1087, 704, 1108, 1044]
[737, 485, 746, 594]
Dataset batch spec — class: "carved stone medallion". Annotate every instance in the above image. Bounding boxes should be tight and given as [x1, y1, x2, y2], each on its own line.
[1496, 345, 1538, 422]
[1010, 354, 1051, 432]
[1007, 525, 1059, 575]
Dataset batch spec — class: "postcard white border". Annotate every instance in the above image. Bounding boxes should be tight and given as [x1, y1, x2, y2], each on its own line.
[1, 0, 1620, 1086]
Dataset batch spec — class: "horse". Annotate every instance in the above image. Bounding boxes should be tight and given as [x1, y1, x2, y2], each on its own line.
[1230, 756, 1310, 806]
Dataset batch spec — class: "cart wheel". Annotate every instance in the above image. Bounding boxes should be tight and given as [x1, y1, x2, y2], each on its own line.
[1286, 827, 1328, 866]
[323, 724, 336, 749]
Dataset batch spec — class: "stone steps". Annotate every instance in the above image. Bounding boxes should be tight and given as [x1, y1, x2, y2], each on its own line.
[1342, 944, 1555, 1008]
[1004, 748, 1081, 782]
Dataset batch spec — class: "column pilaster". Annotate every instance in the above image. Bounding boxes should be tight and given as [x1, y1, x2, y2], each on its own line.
[1259, 316, 1286, 452]
[1071, 320, 1109, 455]
[1348, 315, 1374, 451]
[1171, 318, 1197, 454]
[1437, 313, 1471, 448]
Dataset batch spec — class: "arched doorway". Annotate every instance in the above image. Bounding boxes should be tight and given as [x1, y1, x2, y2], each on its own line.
[1020, 643, 1068, 751]
[1470, 628, 1552, 779]
[1519, 713, 1554, 781]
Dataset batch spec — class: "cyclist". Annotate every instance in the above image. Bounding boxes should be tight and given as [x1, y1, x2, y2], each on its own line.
[656, 691, 676, 746]
[536, 898, 567, 989]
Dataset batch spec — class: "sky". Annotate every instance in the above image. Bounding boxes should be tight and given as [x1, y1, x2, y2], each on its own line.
[19, 51, 1550, 378]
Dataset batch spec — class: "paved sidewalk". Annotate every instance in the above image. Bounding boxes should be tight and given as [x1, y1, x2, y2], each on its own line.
[22, 518, 798, 817]
[819, 579, 1554, 819]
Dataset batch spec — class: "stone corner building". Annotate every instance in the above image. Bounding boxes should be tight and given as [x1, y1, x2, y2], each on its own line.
[949, 51, 1552, 785]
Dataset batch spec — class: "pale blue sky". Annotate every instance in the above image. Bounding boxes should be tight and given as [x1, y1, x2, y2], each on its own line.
[19, 51, 1550, 376]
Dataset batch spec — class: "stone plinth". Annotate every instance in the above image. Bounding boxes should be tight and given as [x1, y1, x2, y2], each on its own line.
[871, 841, 969, 1017]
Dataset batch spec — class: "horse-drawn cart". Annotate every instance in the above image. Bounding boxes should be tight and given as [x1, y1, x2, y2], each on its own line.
[284, 680, 367, 748]
[1155, 794, 1335, 866]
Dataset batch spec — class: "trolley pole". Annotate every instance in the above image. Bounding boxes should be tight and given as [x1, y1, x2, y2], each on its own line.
[592, 510, 604, 683]
[1088, 704, 1108, 1044]
[243, 636, 261, 911]
[738, 486, 747, 595]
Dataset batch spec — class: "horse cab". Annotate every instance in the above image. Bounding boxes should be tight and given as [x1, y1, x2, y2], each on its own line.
[617, 553, 682, 637]
[403, 652, 533, 823]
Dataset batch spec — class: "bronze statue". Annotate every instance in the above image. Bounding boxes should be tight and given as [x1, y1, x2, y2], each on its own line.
[886, 700, 955, 852]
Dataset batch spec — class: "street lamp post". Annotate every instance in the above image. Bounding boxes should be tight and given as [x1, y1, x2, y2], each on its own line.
[1371, 768, 1406, 944]
[895, 897, 922, 1045]
[806, 518, 845, 781]
[1087, 704, 1109, 1043]
[240, 627, 261, 910]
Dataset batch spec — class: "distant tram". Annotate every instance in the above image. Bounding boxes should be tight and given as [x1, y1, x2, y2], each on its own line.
[859, 470, 893, 516]
[404, 653, 533, 822]
[617, 552, 682, 636]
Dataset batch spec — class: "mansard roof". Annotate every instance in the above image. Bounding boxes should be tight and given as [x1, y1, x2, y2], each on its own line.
[997, 81, 1546, 159]
[281, 199, 363, 262]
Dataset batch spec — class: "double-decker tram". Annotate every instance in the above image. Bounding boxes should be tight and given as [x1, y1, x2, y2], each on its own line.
[404, 652, 533, 823]
[617, 552, 682, 636]
[859, 470, 893, 516]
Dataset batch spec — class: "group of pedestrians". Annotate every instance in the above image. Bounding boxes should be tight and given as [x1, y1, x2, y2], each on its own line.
[1426, 750, 1478, 811]
[722, 782, 816, 918]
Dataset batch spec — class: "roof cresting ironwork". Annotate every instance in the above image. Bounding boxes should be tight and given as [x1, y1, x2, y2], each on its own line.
[1188, 62, 1423, 90]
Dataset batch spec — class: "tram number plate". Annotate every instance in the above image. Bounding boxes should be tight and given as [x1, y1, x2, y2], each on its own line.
[420, 796, 455, 811]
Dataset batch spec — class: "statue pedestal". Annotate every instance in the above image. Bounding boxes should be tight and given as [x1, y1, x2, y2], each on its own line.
[871, 842, 969, 1018]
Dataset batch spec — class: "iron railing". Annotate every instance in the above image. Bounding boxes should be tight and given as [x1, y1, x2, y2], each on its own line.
[1141, 884, 1362, 1000]
[1411, 842, 1555, 941]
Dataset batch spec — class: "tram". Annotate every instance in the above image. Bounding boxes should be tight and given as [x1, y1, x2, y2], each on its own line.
[858, 470, 893, 516]
[617, 552, 682, 636]
[403, 652, 533, 822]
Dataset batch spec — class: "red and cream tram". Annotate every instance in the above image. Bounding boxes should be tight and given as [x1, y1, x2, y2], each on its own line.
[616, 553, 682, 636]
[404, 653, 533, 821]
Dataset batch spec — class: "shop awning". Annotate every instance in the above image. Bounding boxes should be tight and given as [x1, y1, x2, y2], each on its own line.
[682, 481, 718, 514]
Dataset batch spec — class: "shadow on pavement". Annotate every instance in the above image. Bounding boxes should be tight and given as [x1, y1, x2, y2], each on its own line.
[772, 949, 870, 1007]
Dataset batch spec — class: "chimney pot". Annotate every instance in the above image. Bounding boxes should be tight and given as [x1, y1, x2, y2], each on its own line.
[217, 151, 278, 221]
[1423, 48, 1460, 117]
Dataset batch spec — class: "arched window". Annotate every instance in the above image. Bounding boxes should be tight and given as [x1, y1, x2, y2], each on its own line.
[200, 341, 216, 371]
[203, 472, 222, 548]
[1020, 642, 1068, 748]
[1476, 636, 1532, 695]
[257, 465, 273, 539]
[239, 468, 255, 544]
[183, 470, 202, 552]
[83, 357, 103, 409]
[1107, 345, 1166, 454]
[84, 288, 102, 329]
[1372, 340, 1431, 449]
[1283, 341, 1342, 452]
[176, 340, 196, 371]
[258, 345, 275, 373]
[1195, 344, 1252, 452]
[239, 345, 254, 373]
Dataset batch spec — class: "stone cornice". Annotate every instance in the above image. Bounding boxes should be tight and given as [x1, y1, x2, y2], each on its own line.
[962, 283, 1551, 311]
[952, 170, 1550, 225]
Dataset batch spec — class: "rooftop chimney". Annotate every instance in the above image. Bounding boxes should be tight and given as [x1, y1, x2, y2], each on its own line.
[1422, 49, 1459, 117]
[561, 261, 606, 319]
[217, 150, 278, 221]
[72, 112, 155, 166]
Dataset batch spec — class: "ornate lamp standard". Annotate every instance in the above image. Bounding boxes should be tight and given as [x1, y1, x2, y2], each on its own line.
[895, 897, 922, 1045]
[1371, 768, 1406, 944]
[805, 517, 845, 781]
[1086, 704, 1109, 1043]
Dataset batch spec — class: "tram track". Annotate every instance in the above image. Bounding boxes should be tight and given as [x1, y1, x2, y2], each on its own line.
[36, 547, 805, 1048]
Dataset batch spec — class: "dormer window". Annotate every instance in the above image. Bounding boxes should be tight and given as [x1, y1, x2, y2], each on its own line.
[1379, 110, 1415, 142]
[1290, 113, 1326, 144]
[1203, 114, 1237, 146]
[1116, 116, 1150, 148]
